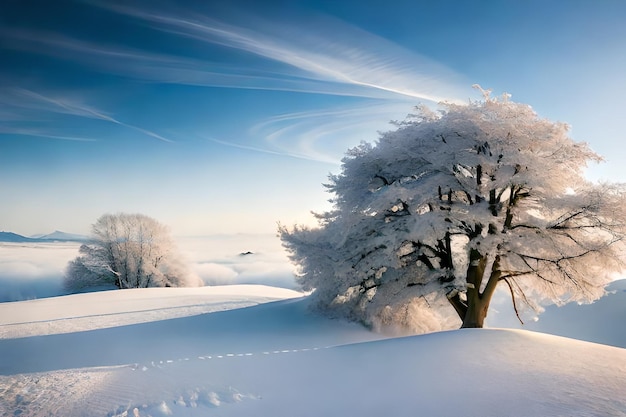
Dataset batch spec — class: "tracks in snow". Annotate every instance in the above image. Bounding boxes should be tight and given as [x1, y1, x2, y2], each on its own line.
[126, 345, 327, 372]
[0, 343, 334, 417]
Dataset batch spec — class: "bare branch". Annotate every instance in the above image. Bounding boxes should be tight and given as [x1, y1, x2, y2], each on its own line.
[503, 278, 524, 325]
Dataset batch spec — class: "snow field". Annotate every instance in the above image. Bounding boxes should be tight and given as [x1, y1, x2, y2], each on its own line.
[0, 285, 303, 339]
[0, 285, 625, 416]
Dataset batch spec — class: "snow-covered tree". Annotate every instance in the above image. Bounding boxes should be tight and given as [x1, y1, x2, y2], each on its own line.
[65, 213, 200, 291]
[280, 90, 626, 333]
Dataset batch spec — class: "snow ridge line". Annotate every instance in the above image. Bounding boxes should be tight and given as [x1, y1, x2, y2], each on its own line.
[0, 301, 252, 327]
[127, 346, 328, 372]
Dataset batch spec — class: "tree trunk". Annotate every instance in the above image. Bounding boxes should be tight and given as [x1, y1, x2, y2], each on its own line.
[448, 250, 502, 329]
[461, 292, 489, 328]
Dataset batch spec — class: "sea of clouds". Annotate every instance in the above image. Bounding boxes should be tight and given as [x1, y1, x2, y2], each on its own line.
[0, 234, 298, 302]
[0, 241, 79, 302]
[179, 234, 298, 289]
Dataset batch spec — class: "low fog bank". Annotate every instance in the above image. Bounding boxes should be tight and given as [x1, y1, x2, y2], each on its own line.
[178, 234, 298, 289]
[0, 234, 298, 302]
[0, 242, 79, 302]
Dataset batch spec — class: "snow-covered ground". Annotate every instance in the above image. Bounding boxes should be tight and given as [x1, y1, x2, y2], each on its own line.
[1, 238, 625, 416]
[488, 279, 626, 348]
[0, 285, 302, 339]
[1, 284, 625, 417]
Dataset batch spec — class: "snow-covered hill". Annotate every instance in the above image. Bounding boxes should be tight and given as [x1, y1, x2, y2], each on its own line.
[0, 285, 624, 417]
[488, 279, 626, 348]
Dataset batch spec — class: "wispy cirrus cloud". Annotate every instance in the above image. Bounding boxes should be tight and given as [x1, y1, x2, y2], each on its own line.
[73, 0, 471, 162]
[205, 136, 316, 162]
[83, 0, 470, 104]
[0, 127, 97, 142]
[1, 0, 470, 159]
[197, 101, 416, 165]
[249, 100, 420, 164]
[0, 87, 174, 143]
[2, 1, 469, 102]
[0, 26, 410, 100]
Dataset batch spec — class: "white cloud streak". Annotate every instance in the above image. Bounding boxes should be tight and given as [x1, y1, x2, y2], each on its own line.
[72, 1, 471, 162]
[84, 1, 470, 104]
[0, 88, 174, 143]
[205, 136, 326, 162]
[249, 100, 424, 164]
[0, 26, 404, 100]
[1, 1, 471, 159]
[0, 127, 97, 142]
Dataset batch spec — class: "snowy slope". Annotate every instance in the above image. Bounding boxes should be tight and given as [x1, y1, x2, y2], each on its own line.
[0, 285, 304, 339]
[1, 286, 625, 417]
[488, 279, 626, 348]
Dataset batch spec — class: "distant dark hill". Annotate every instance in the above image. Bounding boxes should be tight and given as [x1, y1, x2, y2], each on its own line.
[35, 230, 88, 242]
[0, 231, 39, 242]
[0, 230, 87, 243]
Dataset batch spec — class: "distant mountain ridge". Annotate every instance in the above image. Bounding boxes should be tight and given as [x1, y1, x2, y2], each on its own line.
[0, 230, 87, 243]
[0, 231, 39, 243]
[34, 230, 88, 241]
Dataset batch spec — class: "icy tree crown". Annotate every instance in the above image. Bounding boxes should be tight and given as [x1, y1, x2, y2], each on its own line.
[281, 93, 626, 333]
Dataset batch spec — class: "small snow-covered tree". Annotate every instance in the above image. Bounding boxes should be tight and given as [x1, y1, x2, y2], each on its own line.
[280, 90, 626, 333]
[65, 213, 200, 291]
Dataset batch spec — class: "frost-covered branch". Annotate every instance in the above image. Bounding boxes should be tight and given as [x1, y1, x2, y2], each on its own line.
[64, 213, 200, 292]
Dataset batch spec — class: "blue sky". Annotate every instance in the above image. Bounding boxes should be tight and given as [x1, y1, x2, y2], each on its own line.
[1, 0, 625, 236]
